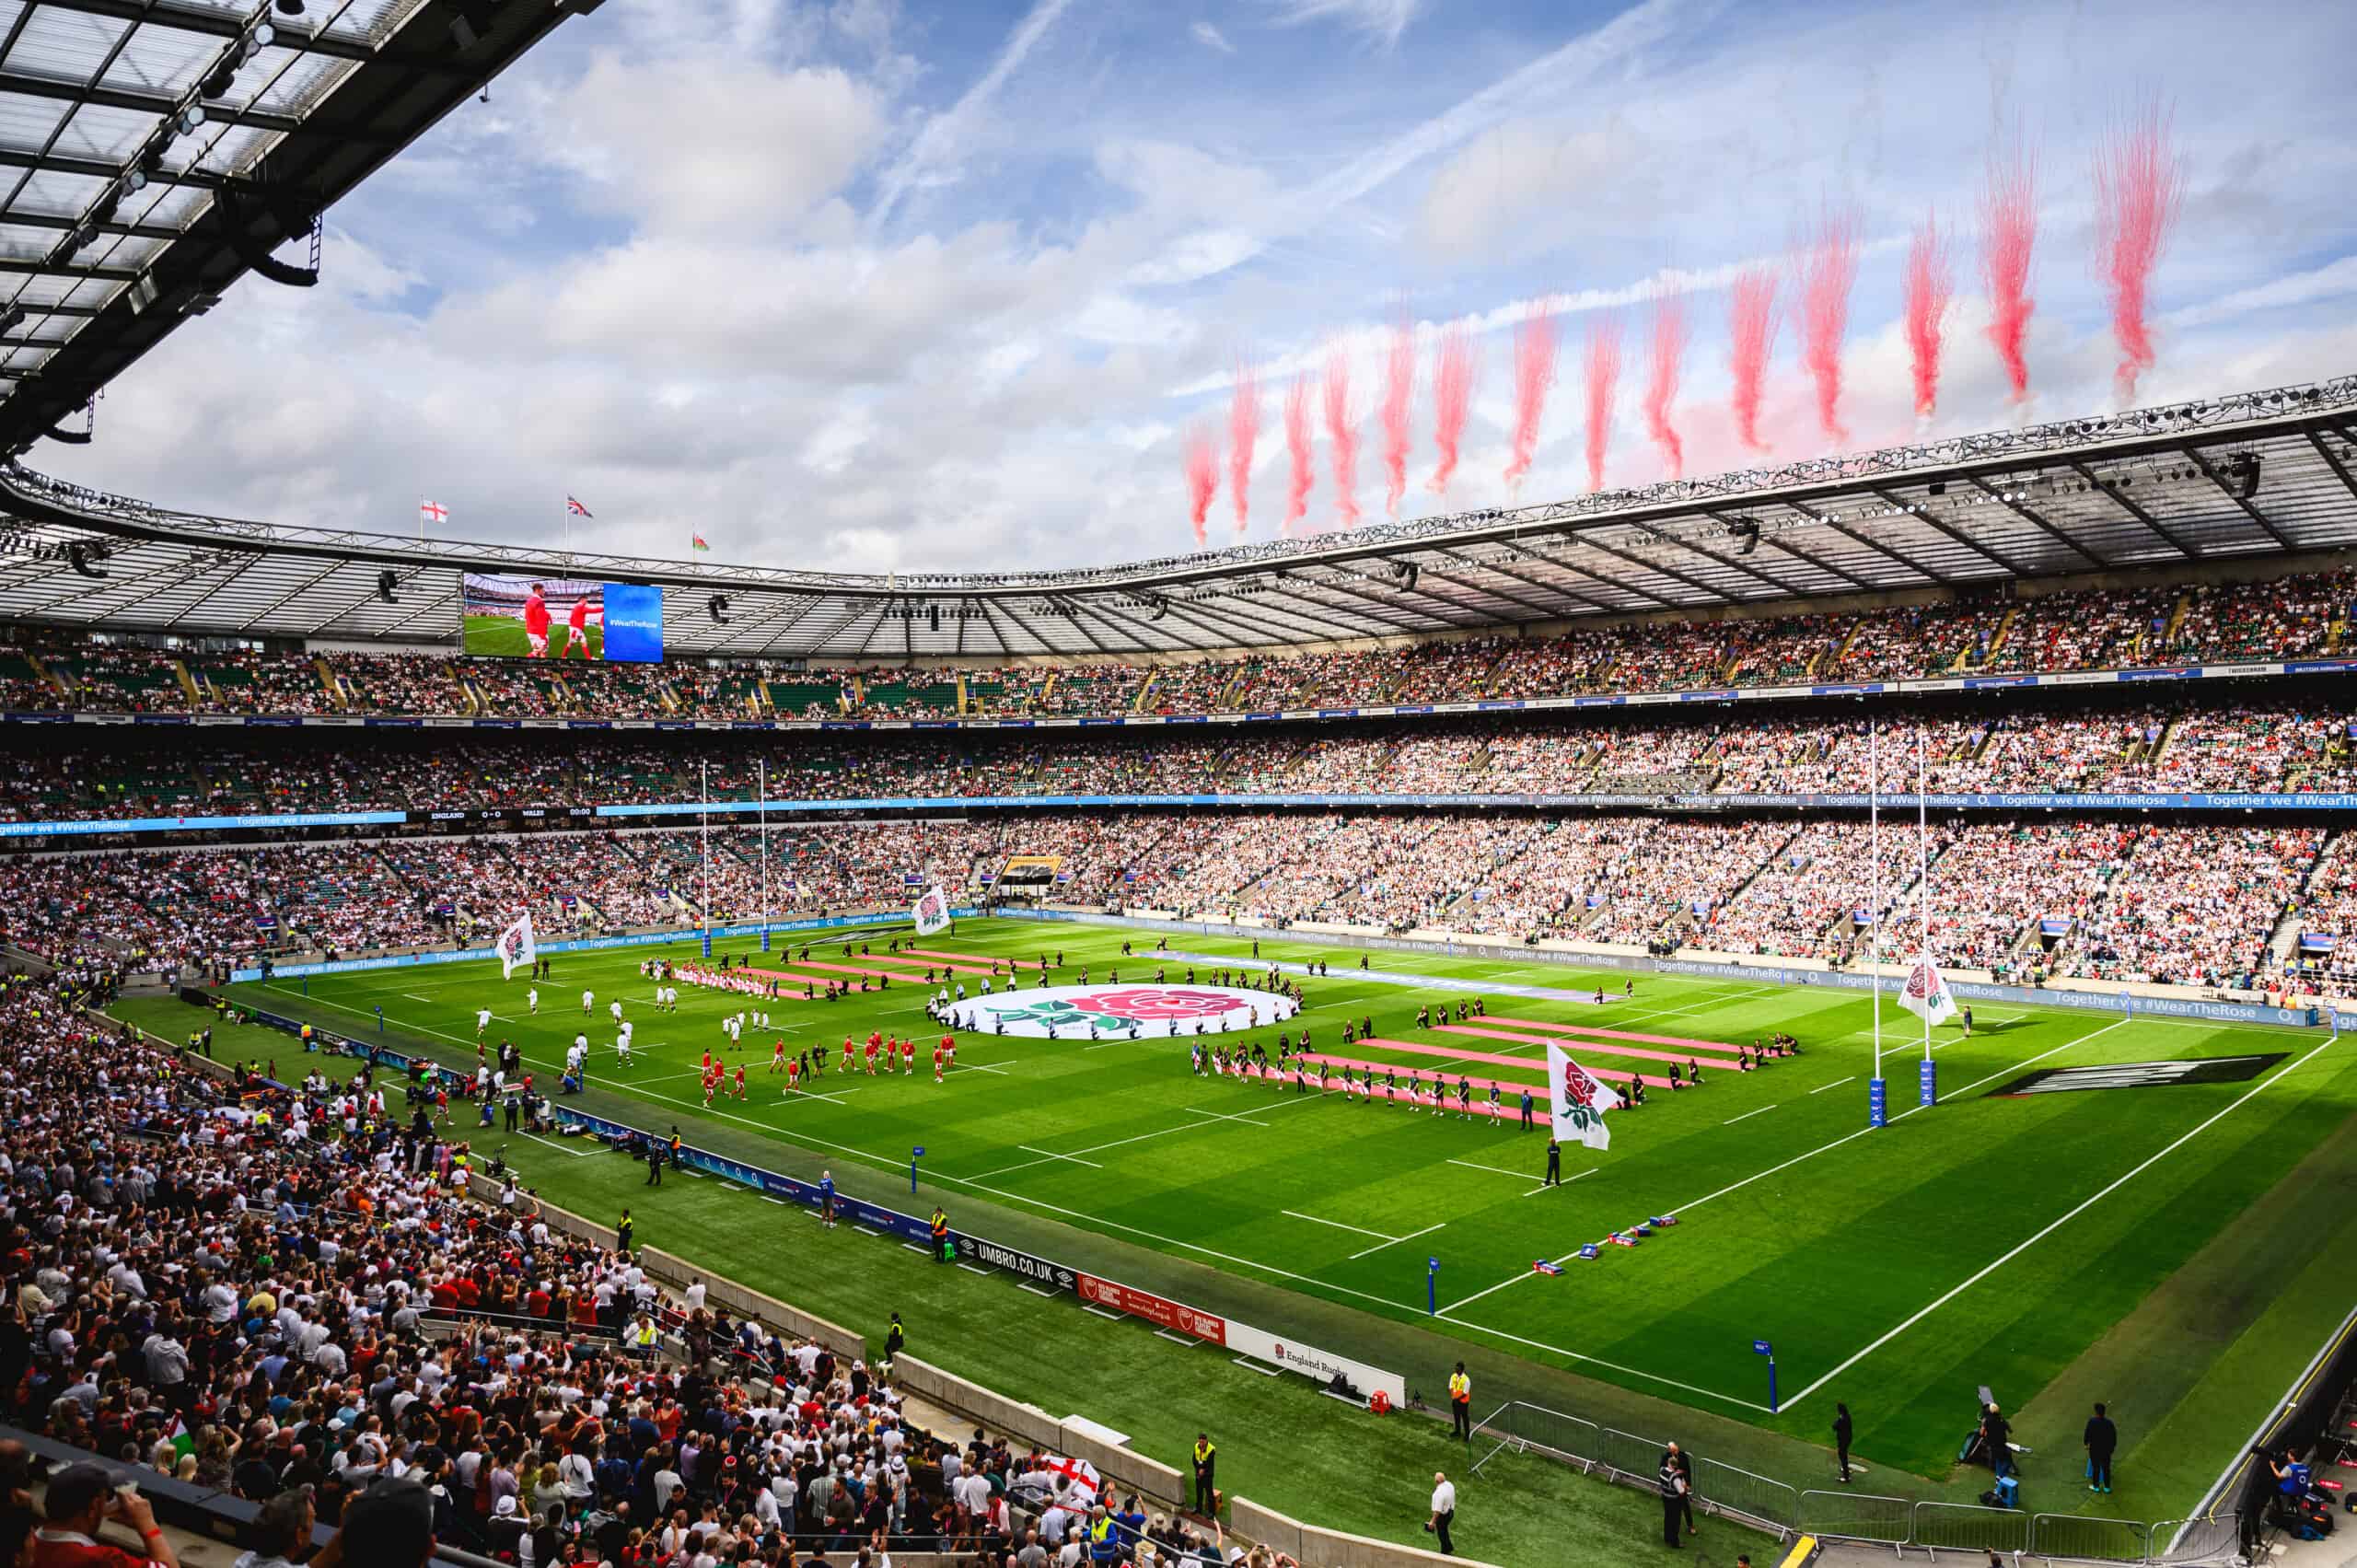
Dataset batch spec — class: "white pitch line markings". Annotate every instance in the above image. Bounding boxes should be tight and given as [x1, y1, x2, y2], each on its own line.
[1347, 1222, 1446, 1261]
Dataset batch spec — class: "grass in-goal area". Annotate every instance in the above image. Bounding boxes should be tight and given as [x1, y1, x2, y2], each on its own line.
[460, 614, 602, 660]
[190, 918, 2357, 1525]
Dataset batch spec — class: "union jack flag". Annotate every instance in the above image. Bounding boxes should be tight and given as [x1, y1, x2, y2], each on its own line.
[566, 495, 594, 517]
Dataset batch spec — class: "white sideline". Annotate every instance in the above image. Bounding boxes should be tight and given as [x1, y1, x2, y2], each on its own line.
[1779, 1031, 2345, 1411]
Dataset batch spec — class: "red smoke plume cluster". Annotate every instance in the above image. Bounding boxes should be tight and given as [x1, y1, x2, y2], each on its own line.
[2094, 102, 2184, 403]
[1797, 203, 1861, 447]
[1726, 268, 1778, 453]
[1904, 212, 1956, 418]
[1979, 134, 2038, 401]
[1426, 324, 1476, 497]
[1283, 375, 1315, 536]
[1504, 299, 1560, 493]
[1226, 360, 1259, 538]
[1380, 312, 1415, 517]
[1642, 295, 1688, 479]
[1323, 347, 1360, 528]
[1582, 314, 1622, 494]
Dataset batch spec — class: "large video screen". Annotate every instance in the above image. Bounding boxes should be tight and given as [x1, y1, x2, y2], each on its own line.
[461, 574, 665, 662]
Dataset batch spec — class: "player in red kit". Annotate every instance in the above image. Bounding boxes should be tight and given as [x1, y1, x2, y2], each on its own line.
[732, 1065, 748, 1099]
[702, 1066, 720, 1106]
[785, 1056, 801, 1094]
[770, 1038, 787, 1073]
[864, 1036, 879, 1074]
[842, 1035, 854, 1070]
[564, 591, 590, 658]
[899, 1036, 915, 1074]
[932, 1038, 947, 1084]
[523, 581, 552, 657]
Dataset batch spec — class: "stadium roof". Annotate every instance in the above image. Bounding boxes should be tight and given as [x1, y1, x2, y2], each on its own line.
[0, 0, 602, 450]
[1, 373, 2353, 658]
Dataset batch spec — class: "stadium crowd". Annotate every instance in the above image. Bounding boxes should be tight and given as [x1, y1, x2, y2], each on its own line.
[0, 805, 2344, 996]
[0, 970, 1244, 1568]
[0, 569, 2347, 721]
[0, 694, 2351, 829]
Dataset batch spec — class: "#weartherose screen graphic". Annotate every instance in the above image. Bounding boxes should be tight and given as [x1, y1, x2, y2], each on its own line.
[461, 573, 665, 663]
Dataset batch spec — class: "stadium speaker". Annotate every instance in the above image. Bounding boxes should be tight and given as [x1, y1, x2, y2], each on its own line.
[928, 604, 940, 633]
[1397, 562, 1421, 593]
[708, 595, 730, 626]
[66, 541, 108, 580]
[1148, 596, 1169, 621]
[2222, 453, 2261, 501]
[376, 568, 398, 603]
[275, 0, 305, 13]
[1730, 517, 1761, 556]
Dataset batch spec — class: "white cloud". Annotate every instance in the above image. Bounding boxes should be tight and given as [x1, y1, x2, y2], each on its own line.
[2163, 255, 2357, 331]
[868, 0, 1078, 227]
[550, 56, 884, 234]
[1260, 0, 1422, 48]
[1190, 21, 1236, 52]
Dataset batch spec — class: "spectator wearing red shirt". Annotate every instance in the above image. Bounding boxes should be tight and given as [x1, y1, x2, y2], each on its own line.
[31, 1466, 179, 1568]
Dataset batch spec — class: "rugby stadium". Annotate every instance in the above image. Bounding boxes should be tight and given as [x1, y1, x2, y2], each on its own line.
[0, 6, 2351, 1568]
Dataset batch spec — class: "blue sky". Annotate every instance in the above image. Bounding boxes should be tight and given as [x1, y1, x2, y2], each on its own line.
[51, 0, 2357, 574]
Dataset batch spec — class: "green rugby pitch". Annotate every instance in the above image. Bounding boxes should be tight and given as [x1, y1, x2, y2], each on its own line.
[191, 916, 2357, 1527]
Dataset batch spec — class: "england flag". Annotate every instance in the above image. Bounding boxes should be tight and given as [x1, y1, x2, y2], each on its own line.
[1545, 1043, 1625, 1150]
[911, 887, 952, 936]
[1898, 954, 1957, 1027]
[496, 912, 537, 980]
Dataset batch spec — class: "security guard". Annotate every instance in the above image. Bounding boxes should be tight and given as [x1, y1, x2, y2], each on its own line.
[930, 1207, 950, 1262]
[1086, 1505, 1120, 1566]
[632, 1312, 659, 1362]
[1448, 1362, 1472, 1440]
[884, 1313, 906, 1364]
[1191, 1434, 1217, 1515]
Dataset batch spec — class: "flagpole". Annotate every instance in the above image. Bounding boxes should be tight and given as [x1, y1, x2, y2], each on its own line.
[1869, 719, 1887, 1128]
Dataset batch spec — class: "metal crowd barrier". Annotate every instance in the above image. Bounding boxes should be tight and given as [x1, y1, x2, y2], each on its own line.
[1797, 1488, 1911, 1548]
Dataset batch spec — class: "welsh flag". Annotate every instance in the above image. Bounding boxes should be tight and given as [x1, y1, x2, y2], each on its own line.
[1898, 954, 1958, 1027]
[691, 533, 710, 552]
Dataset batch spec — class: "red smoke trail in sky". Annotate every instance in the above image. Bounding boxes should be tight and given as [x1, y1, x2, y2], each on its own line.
[1283, 375, 1315, 536]
[1426, 323, 1475, 497]
[1642, 295, 1688, 480]
[1979, 133, 2038, 401]
[2094, 100, 2184, 403]
[1726, 268, 1778, 453]
[1226, 360, 1259, 538]
[1323, 347, 1361, 528]
[1183, 428, 1219, 547]
[1796, 203, 1861, 447]
[1904, 211, 1956, 418]
[1582, 313, 1622, 494]
[1380, 311, 1415, 517]
[1503, 298, 1559, 494]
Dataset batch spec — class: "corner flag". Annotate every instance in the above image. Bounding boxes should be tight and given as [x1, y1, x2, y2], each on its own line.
[1898, 954, 1957, 1028]
[1545, 1043, 1625, 1150]
[911, 887, 952, 937]
[496, 912, 537, 980]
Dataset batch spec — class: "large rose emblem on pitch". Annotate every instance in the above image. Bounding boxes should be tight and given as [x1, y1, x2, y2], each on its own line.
[1062, 987, 1243, 1020]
